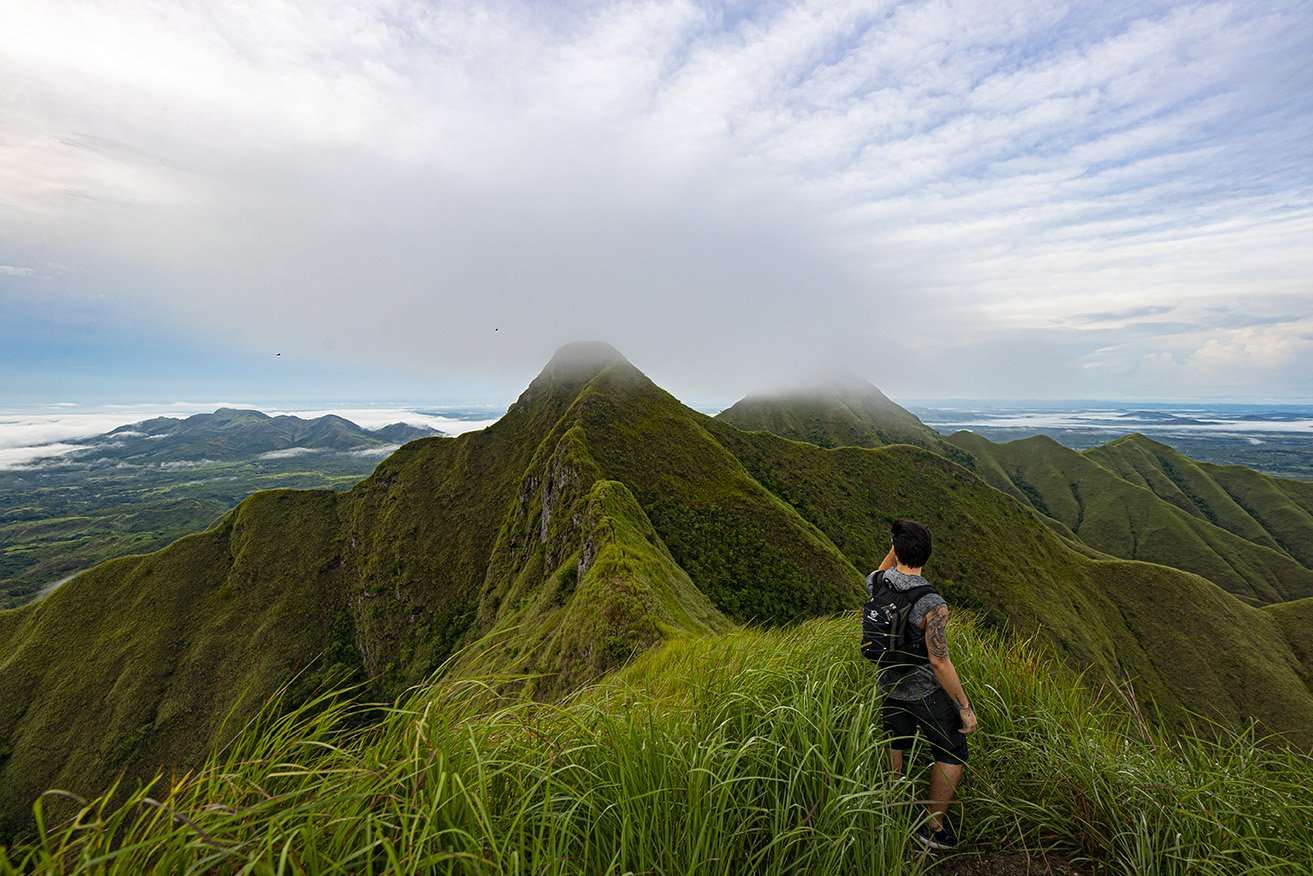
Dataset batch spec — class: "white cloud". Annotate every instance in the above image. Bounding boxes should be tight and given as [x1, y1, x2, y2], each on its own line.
[0, 409, 189, 449]
[1, 1, 1310, 399]
[1187, 323, 1313, 375]
[0, 442, 83, 469]
[257, 447, 323, 460]
[346, 444, 400, 457]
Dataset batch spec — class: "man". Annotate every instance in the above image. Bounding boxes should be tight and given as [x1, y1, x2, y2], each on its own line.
[869, 519, 977, 850]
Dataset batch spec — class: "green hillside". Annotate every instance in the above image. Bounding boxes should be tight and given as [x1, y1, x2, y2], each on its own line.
[4, 343, 1313, 838]
[707, 422, 1313, 734]
[947, 430, 1313, 604]
[715, 379, 969, 462]
[709, 382, 1094, 550]
[7, 618, 1313, 875]
[1266, 597, 1313, 688]
[1086, 434, 1313, 569]
[0, 489, 356, 838]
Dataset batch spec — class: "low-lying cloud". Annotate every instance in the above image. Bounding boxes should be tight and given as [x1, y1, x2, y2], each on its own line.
[256, 447, 324, 460]
[346, 445, 401, 458]
[0, 442, 84, 469]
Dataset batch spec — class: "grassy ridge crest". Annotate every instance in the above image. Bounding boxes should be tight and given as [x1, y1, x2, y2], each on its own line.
[6, 617, 1312, 875]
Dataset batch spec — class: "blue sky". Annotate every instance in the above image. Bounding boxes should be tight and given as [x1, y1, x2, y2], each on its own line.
[2, 0, 1312, 403]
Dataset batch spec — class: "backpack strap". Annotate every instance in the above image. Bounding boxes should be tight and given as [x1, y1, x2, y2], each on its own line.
[869, 574, 936, 607]
[896, 584, 939, 627]
[899, 583, 937, 601]
[865, 569, 885, 599]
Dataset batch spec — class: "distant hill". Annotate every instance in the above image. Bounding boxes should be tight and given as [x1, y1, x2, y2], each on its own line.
[72, 408, 441, 463]
[6, 343, 1313, 834]
[1085, 434, 1313, 569]
[0, 411, 443, 609]
[715, 379, 971, 464]
[947, 430, 1313, 604]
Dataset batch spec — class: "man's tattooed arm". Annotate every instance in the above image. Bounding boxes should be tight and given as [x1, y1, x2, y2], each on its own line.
[924, 603, 978, 733]
[925, 604, 949, 660]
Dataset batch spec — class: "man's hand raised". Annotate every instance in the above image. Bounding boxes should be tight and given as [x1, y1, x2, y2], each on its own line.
[878, 544, 900, 573]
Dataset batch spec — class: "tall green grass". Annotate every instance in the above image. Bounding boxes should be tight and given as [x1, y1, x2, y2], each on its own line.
[4, 615, 1312, 875]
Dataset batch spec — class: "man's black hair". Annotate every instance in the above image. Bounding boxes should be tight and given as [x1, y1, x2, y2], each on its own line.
[891, 519, 932, 568]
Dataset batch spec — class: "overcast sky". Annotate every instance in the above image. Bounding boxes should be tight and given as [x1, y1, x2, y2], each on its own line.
[2, 0, 1311, 404]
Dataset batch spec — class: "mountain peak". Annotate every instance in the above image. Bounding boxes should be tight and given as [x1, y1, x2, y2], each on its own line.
[542, 341, 632, 378]
[740, 372, 903, 407]
[1116, 432, 1173, 451]
[211, 407, 270, 420]
[715, 376, 956, 456]
[519, 342, 640, 399]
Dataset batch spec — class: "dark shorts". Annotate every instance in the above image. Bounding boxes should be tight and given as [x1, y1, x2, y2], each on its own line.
[882, 687, 969, 766]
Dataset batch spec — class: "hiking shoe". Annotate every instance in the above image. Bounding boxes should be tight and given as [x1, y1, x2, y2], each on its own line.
[914, 823, 959, 851]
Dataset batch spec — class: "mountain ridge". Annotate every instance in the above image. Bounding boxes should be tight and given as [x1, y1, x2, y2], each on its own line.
[4, 344, 1313, 836]
[946, 430, 1313, 604]
[74, 408, 442, 463]
[1085, 433, 1313, 568]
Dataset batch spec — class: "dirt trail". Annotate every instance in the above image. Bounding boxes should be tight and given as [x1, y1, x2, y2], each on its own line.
[930, 850, 1098, 875]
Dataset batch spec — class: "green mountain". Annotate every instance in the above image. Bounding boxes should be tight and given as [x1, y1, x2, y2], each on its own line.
[1085, 434, 1313, 569]
[715, 379, 969, 462]
[0, 411, 440, 608]
[72, 408, 441, 463]
[4, 343, 1313, 836]
[946, 430, 1313, 604]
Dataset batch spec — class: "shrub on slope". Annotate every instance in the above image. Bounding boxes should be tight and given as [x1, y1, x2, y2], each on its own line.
[1265, 597, 1313, 688]
[5, 618, 1311, 876]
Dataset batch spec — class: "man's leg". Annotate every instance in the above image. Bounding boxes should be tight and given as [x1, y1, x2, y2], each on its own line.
[882, 697, 914, 779]
[927, 761, 963, 831]
[917, 690, 969, 834]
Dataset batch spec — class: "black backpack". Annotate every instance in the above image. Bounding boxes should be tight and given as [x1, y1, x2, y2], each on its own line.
[860, 571, 936, 667]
